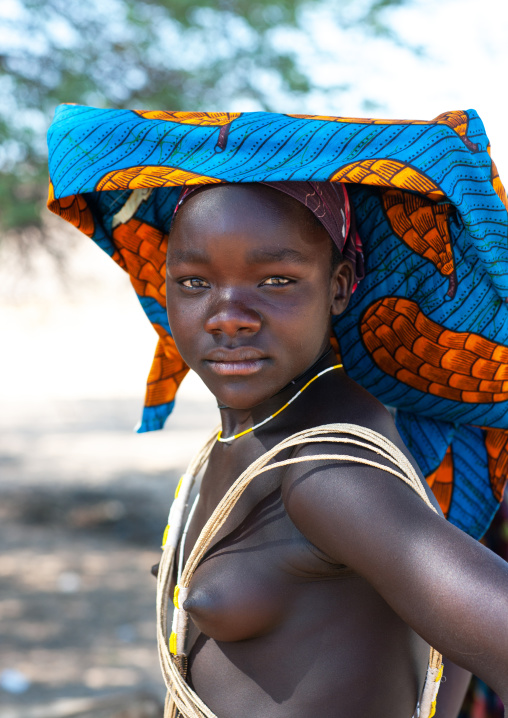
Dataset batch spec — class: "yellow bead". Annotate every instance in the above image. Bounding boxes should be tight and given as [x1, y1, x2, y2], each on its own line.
[161, 524, 170, 549]
[169, 632, 177, 655]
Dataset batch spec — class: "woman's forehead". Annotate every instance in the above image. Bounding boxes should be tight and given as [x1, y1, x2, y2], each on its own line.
[170, 183, 326, 246]
[176, 183, 306, 220]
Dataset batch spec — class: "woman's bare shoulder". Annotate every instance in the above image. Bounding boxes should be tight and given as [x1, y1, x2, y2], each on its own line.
[296, 373, 439, 500]
[281, 374, 441, 539]
[297, 373, 409, 459]
[330, 373, 398, 432]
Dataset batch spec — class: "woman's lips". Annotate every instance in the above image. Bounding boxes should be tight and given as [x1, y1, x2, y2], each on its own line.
[204, 350, 267, 376]
[206, 359, 266, 376]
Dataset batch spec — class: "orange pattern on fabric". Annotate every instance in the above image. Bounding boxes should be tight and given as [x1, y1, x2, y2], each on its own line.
[361, 297, 508, 403]
[484, 428, 508, 502]
[433, 111, 469, 138]
[329, 160, 443, 201]
[112, 218, 167, 307]
[286, 114, 432, 125]
[425, 446, 453, 516]
[47, 182, 95, 237]
[286, 110, 464, 129]
[145, 327, 189, 408]
[287, 110, 478, 151]
[330, 334, 342, 363]
[432, 111, 479, 151]
[382, 190, 457, 297]
[110, 217, 189, 409]
[96, 166, 223, 191]
[133, 111, 241, 126]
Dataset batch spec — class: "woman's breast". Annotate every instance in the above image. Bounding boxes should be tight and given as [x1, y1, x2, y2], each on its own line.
[183, 489, 352, 643]
[183, 489, 430, 718]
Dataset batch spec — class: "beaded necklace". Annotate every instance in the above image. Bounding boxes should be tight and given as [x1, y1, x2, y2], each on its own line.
[217, 363, 343, 443]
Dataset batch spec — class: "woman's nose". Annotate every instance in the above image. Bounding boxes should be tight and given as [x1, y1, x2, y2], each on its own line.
[204, 299, 262, 337]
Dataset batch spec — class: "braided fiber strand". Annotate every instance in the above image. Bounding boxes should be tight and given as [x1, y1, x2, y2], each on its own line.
[157, 428, 219, 718]
[157, 423, 443, 718]
[182, 425, 435, 583]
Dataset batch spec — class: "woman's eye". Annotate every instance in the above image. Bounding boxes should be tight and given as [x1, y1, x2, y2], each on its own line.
[262, 276, 292, 286]
[181, 278, 210, 289]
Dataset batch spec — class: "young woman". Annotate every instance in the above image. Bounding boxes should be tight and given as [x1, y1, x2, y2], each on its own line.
[154, 181, 508, 718]
[46, 106, 508, 718]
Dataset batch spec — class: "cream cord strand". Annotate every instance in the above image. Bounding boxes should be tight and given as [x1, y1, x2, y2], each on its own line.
[157, 427, 218, 718]
[157, 423, 443, 718]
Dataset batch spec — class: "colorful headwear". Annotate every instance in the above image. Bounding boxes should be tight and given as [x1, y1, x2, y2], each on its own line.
[174, 181, 365, 285]
[47, 106, 508, 539]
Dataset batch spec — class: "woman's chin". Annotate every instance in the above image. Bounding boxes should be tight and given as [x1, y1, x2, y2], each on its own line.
[208, 383, 279, 412]
[213, 394, 267, 412]
[196, 370, 278, 412]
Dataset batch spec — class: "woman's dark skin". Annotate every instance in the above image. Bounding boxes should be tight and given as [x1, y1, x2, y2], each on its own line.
[165, 184, 508, 718]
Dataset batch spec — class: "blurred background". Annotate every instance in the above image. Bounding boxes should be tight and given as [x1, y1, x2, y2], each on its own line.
[1, 0, 507, 716]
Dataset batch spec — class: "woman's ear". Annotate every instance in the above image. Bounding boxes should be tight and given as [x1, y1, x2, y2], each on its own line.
[330, 259, 354, 316]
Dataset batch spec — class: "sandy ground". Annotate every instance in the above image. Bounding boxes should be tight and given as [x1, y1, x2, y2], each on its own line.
[0, 229, 218, 715]
[0, 393, 218, 715]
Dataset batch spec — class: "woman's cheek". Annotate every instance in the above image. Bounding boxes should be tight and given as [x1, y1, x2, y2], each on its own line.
[166, 305, 197, 361]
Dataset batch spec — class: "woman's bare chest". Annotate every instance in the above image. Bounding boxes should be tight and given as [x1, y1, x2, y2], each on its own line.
[183, 486, 354, 643]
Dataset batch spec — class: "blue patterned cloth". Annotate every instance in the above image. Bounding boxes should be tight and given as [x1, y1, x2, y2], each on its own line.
[47, 106, 508, 538]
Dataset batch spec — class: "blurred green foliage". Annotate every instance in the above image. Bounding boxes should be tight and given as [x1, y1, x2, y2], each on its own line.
[0, 0, 412, 234]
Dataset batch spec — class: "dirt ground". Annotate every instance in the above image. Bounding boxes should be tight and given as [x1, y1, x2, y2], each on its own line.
[0, 393, 218, 717]
[0, 231, 220, 716]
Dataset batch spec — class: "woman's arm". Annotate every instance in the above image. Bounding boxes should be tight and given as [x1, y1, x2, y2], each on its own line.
[281, 447, 508, 705]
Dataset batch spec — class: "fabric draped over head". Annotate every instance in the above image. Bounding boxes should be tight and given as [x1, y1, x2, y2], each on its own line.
[46, 105, 508, 540]
[173, 181, 365, 286]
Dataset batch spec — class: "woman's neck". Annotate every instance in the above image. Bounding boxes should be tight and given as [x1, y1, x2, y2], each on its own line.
[217, 347, 338, 443]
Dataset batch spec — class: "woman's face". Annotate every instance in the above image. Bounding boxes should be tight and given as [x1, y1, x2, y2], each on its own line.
[166, 184, 352, 410]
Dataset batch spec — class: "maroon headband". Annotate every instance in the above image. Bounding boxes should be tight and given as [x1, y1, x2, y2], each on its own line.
[173, 181, 364, 287]
[262, 181, 364, 286]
